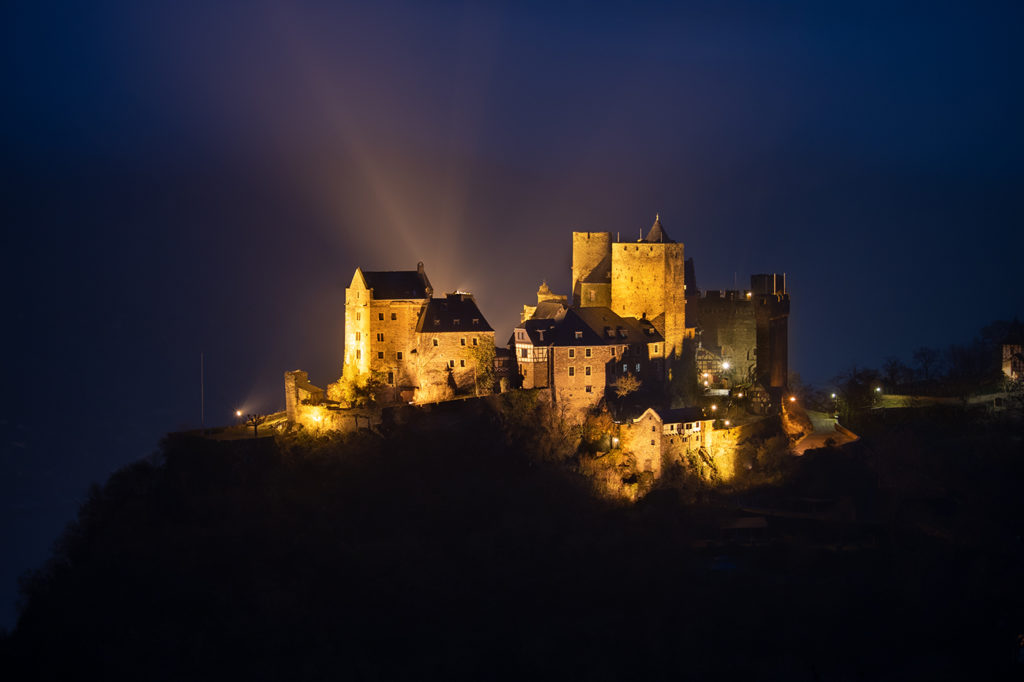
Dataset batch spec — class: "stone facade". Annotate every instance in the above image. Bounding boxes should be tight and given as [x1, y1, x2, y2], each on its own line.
[342, 263, 496, 404]
[284, 370, 325, 422]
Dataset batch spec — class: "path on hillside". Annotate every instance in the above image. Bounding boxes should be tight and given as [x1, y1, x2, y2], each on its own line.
[793, 410, 858, 455]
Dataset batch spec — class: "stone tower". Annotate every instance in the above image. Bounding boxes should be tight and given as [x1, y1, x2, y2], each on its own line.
[571, 231, 612, 307]
[610, 215, 687, 359]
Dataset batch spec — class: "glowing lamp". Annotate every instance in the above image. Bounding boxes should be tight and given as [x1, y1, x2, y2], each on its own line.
[722, 361, 730, 370]
[874, 387, 881, 393]
[235, 410, 242, 417]
[723, 420, 730, 426]
[830, 393, 836, 399]
[710, 404, 717, 411]
[789, 396, 797, 403]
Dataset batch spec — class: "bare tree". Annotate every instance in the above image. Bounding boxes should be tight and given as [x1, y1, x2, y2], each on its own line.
[245, 414, 267, 438]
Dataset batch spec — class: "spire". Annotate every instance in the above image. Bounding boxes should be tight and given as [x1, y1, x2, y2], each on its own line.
[644, 214, 673, 243]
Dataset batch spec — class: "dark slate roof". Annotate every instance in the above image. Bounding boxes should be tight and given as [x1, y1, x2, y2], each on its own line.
[531, 300, 569, 320]
[553, 307, 663, 347]
[656, 407, 707, 424]
[642, 214, 674, 243]
[581, 253, 612, 283]
[519, 317, 560, 346]
[416, 294, 494, 333]
[361, 269, 431, 300]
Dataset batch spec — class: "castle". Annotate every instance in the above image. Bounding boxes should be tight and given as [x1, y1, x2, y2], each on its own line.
[285, 214, 790, 425]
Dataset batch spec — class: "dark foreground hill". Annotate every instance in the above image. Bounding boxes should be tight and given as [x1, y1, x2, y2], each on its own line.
[3, 401, 1023, 681]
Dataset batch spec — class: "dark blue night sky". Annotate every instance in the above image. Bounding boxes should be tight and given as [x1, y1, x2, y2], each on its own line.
[2, 0, 1022, 628]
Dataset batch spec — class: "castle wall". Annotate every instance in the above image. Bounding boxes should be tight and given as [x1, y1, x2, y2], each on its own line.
[754, 292, 790, 389]
[687, 294, 758, 381]
[571, 232, 611, 306]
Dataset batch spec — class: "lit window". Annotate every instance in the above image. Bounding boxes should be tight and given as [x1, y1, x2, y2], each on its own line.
[391, 312, 397, 321]
[568, 367, 575, 377]
[397, 352, 403, 360]
[585, 366, 591, 376]
[377, 351, 384, 359]
[460, 338, 466, 346]
[585, 348, 591, 358]
[569, 348, 575, 358]
[433, 338, 439, 347]
[460, 359, 466, 368]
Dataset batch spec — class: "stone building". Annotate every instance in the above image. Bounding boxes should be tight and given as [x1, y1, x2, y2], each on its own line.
[343, 262, 496, 403]
[1003, 344, 1023, 382]
[512, 306, 664, 411]
[621, 406, 713, 477]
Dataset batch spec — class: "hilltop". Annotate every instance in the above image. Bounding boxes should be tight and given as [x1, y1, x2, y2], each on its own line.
[2, 399, 1023, 680]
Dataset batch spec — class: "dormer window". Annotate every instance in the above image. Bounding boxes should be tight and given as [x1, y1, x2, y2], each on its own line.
[538, 330, 545, 341]
[472, 318, 480, 325]
[574, 331, 583, 340]
[453, 319, 460, 326]
[434, 319, 440, 326]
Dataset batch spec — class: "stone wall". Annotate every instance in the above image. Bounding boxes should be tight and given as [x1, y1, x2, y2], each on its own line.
[551, 344, 609, 412]
[293, 402, 381, 434]
[610, 242, 687, 358]
[620, 409, 663, 476]
[687, 293, 758, 381]
[412, 330, 496, 402]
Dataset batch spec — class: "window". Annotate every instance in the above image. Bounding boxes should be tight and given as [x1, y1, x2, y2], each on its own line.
[635, 363, 641, 372]
[585, 366, 591, 376]
[433, 338, 439, 347]
[356, 349, 361, 359]
[654, 345, 659, 353]
[453, 319, 460, 326]
[622, 364, 627, 372]
[651, 425, 656, 432]
[460, 359, 466, 368]
[434, 318, 440, 326]
[355, 332, 361, 341]
[585, 348, 592, 358]
[391, 312, 397, 320]
[588, 290, 595, 302]
[397, 352, 403, 360]
[448, 360, 455, 368]
[575, 331, 583, 340]
[517, 331, 524, 340]
[387, 371, 394, 384]
[356, 312, 361, 321]
[472, 337, 478, 346]
[585, 386, 592, 393]
[376, 333, 384, 342]
[460, 338, 466, 346]
[377, 351, 384, 359]
[568, 367, 575, 377]
[650, 440, 655, 446]
[521, 348, 527, 358]
[568, 348, 575, 358]
[472, 318, 479, 325]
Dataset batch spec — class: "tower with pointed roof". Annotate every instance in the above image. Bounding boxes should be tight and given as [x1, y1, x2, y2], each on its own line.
[610, 215, 687, 360]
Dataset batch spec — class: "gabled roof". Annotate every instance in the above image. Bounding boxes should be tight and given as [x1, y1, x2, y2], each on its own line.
[531, 300, 569, 320]
[517, 317, 560, 346]
[642, 214, 674, 243]
[416, 293, 493, 334]
[656, 407, 708, 424]
[571, 307, 664, 346]
[359, 266, 432, 300]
